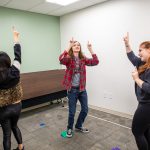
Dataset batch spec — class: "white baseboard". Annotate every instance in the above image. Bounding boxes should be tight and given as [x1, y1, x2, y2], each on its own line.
[88, 104, 133, 119]
[22, 98, 133, 120]
[22, 98, 67, 112]
[22, 102, 50, 112]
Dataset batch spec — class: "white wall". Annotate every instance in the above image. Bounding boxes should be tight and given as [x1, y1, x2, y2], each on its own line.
[60, 0, 150, 116]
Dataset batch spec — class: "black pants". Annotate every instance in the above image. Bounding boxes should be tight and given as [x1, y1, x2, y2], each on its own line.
[0, 102, 22, 150]
[132, 103, 150, 150]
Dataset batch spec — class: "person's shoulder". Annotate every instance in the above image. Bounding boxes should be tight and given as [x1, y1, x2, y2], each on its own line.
[146, 68, 150, 72]
[9, 65, 20, 73]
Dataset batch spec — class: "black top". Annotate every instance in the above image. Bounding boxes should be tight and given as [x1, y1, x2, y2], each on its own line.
[127, 51, 150, 103]
[0, 44, 21, 89]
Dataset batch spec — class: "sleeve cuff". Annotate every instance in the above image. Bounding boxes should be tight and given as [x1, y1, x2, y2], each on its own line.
[92, 54, 97, 57]
[64, 50, 68, 53]
[127, 51, 134, 57]
[14, 42, 20, 45]
[13, 60, 21, 70]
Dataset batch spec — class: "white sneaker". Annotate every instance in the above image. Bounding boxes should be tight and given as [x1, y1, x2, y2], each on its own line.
[66, 129, 73, 138]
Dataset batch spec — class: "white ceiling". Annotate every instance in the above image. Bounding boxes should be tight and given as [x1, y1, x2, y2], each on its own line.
[0, 0, 108, 16]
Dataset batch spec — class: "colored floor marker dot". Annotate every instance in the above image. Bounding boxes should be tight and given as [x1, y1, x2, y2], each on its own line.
[61, 130, 67, 138]
[112, 147, 121, 150]
[39, 122, 46, 128]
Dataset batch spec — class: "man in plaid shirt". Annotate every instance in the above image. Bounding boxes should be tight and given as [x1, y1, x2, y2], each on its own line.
[59, 39, 99, 138]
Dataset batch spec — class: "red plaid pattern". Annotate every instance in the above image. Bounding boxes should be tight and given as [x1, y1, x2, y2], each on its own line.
[59, 50, 99, 91]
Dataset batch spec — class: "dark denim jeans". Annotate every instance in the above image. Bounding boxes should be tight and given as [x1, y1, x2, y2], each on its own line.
[67, 87, 88, 130]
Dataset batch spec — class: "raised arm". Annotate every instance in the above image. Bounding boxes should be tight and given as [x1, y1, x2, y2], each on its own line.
[59, 50, 71, 65]
[85, 41, 99, 66]
[123, 32, 142, 67]
[123, 32, 132, 53]
[13, 27, 21, 70]
[59, 38, 74, 65]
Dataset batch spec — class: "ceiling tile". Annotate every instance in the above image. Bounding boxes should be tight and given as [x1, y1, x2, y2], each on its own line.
[48, 0, 107, 16]
[29, 2, 61, 14]
[5, 0, 44, 10]
[0, 0, 109, 16]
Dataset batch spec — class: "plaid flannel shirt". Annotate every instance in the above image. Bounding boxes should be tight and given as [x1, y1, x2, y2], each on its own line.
[59, 50, 99, 91]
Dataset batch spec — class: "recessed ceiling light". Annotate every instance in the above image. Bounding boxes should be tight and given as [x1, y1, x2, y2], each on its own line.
[46, 0, 80, 6]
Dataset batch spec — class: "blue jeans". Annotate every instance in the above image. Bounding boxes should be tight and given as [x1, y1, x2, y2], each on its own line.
[67, 87, 88, 130]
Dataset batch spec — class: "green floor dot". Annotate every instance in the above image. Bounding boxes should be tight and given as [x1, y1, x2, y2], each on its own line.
[61, 130, 67, 138]
[61, 130, 74, 138]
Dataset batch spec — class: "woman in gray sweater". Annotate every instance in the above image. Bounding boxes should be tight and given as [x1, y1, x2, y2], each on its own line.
[124, 32, 150, 150]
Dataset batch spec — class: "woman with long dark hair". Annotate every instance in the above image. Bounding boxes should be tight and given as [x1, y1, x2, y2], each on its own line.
[0, 27, 24, 150]
[124, 32, 150, 150]
[59, 38, 99, 137]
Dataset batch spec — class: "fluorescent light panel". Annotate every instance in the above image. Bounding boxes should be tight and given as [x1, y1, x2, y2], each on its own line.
[46, 0, 80, 6]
